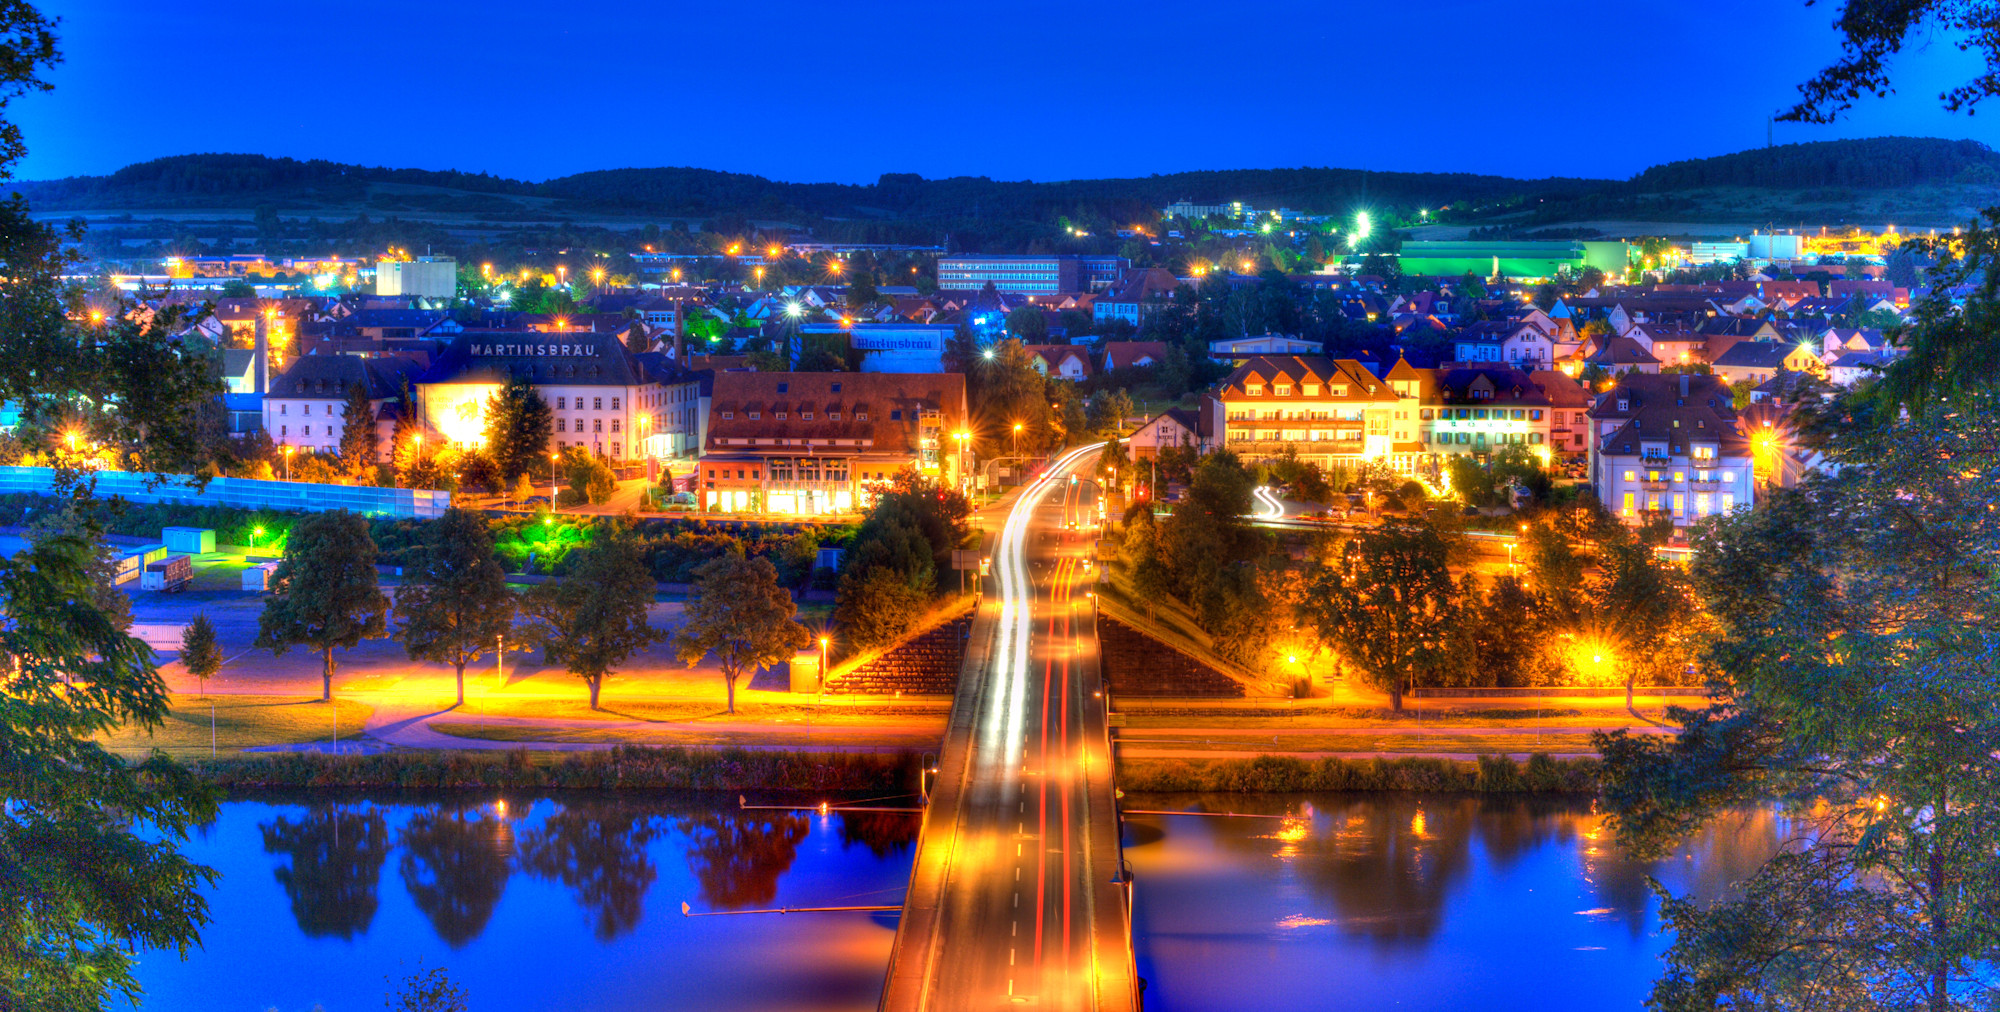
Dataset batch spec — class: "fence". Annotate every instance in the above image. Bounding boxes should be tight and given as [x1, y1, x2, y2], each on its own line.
[0, 467, 451, 520]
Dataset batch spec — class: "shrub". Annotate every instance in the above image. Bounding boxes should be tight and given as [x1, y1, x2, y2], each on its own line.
[1117, 754, 1600, 794]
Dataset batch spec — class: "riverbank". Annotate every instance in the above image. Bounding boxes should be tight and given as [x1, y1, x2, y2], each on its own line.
[1118, 753, 1600, 794]
[189, 745, 923, 793]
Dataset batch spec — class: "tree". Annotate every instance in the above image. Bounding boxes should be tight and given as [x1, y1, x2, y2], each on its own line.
[1595, 386, 2000, 1012]
[259, 805, 389, 939]
[845, 265, 878, 309]
[560, 447, 616, 505]
[1587, 533, 1704, 711]
[1, 533, 221, 1010]
[1086, 388, 1134, 437]
[337, 381, 378, 480]
[483, 375, 553, 484]
[1304, 522, 1461, 711]
[1781, 0, 2000, 123]
[385, 961, 469, 1012]
[832, 567, 932, 653]
[25, 506, 130, 632]
[1094, 437, 1130, 497]
[519, 523, 660, 710]
[255, 511, 387, 702]
[181, 612, 221, 698]
[1007, 304, 1049, 342]
[0, 10, 228, 1006]
[395, 508, 516, 706]
[674, 550, 811, 713]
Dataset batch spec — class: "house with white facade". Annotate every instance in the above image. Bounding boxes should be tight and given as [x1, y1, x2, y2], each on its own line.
[1589, 373, 1755, 532]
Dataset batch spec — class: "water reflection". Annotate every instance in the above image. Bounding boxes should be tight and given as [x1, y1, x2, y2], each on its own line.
[678, 812, 810, 909]
[837, 811, 923, 859]
[516, 800, 661, 940]
[398, 803, 513, 947]
[147, 793, 912, 1012]
[1126, 792, 1786, 1012]
[259, 804, 390, 940]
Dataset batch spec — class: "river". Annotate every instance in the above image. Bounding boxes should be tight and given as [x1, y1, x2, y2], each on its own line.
[129, 792, 1776, 1011]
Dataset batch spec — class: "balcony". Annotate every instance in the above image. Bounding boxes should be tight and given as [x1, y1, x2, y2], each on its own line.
[1687, 479, 1721, 491]
[1639, 479, 1670, 493]
[1639, 453, 1674, 467]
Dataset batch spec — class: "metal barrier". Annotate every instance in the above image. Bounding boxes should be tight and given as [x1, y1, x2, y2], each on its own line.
[0, 466, 451, 519]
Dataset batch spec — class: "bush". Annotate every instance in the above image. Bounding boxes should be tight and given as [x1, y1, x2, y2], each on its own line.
[192, 745, 918, 793]
[1117, 754, 1600, 794]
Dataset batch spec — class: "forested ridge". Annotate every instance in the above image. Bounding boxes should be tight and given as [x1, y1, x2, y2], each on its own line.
[9, 136, 1993, 224]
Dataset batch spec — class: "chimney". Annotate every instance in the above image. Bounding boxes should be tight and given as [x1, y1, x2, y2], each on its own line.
[253, 313, 269, 394]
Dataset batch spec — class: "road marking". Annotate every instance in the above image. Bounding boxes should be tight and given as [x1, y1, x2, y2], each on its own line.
[1010, 948, 1015, 966]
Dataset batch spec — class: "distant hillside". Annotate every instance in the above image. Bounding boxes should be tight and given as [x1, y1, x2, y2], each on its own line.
[9, 136, 1995, 237]
[1629, 137, 1999, 192]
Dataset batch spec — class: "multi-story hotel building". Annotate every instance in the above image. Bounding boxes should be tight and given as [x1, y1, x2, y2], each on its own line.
[697, 371, 969, 515]
[1589, 373, 1755, 530]
[1211, 355, 1426, 472]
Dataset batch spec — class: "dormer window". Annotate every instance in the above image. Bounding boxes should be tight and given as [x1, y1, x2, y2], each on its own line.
[1275, 385, 1292, 396]
[1304, 384, 1320, 396]
[1246, 385, 1264, 396]
[777, 382, 789, 393]
[774, 412, 786, 419]
[750, 411, 762, 419]
[801, 412, 813, 420]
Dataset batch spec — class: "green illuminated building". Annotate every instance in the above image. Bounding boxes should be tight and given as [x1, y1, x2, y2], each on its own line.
[1396, 240, 1630, 280]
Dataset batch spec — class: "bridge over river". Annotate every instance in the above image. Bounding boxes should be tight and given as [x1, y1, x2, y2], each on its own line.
[880, 443, 1139, 1011]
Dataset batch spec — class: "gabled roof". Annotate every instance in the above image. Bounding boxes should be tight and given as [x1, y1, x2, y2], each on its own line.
[704, 372, 967, 457]
[269, 355, 417, 400]
[1584, 335, 1661, 365]
[1591, 373, 1750, 456]
[1711, 341, 1793, 369]
[417, 332, 646, 387]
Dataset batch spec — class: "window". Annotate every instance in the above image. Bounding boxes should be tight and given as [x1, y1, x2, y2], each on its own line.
[856, 412, 868, 421]
[801, 412, 813, 420]
[611, 442, 621, 456]
[776, 383, 789, 394]
[610, 419, 621, 433]
[1275, 385, 1291, 396]
[1473, 409, 1488, 420]
[593, 397, 603, 410]
[1673, 471, 1684, 483]
[775, 412, 787, 420]
[1721, 493, 1735, 511]
[1672, 493, 1685, 513]
[304, 404, 312, 415]
[593, 419, 603, 432]
[611, 397, 621, 410]
[890, 410, 902, 420]
[303, 425, 311, 436]
[1529, 432, 1544, 444]
[557, 396, 567, 409]
[1530, 409, 1543, 421]
[1511, 409, 1525, 420]
[1621, 492, 1635, 516]
[749, 412, 760, 419]
[1623, 470, 1636, 482]
[722, 412, 734, 419]
[1722, 470, 1735, 483]
[280, 404, 288, 415]
[831, 383, 842, 393]
[280, 425, 287, 436]
[1696, 493, 1712, 516]
[557, 419, 567, 432]
[1246, 385, 1263, 396]
[829, 412, 841, 421]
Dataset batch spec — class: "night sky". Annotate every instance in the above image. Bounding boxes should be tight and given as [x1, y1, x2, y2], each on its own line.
[13, 0, 1999, 184]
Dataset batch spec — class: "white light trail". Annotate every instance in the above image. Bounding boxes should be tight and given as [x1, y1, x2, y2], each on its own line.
[1251, 485, 1285, 520]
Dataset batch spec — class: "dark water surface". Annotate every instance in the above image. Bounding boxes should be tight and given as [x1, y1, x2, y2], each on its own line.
[133, 792, 920, 1012]
[1124, 793, 1779, 1012]
[135, 792, 1775, 1011]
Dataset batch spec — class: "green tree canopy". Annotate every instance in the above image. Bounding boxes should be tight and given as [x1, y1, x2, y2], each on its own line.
[674, 550, 811, 712]
[255, 510, 388, 701]
[337, 380, 378, 480]
[483, 375, 554, 483]
[1304, 521, 1461, 711]
[519, 523, 660, 710]
[395, 508, 516, 706]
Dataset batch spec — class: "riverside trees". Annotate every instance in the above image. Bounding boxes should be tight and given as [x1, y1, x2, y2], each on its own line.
[674, 550, 811, 713]
[519, 522, 660, 710]
[255, 511, 389, 702]
[396, 508, 516, 707]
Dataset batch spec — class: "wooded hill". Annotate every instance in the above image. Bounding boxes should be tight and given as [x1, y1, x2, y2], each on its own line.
[10, 136, 1995, 231]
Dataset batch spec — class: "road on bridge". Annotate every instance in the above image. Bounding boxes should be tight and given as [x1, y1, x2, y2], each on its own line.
[881, 443, 1138, 1011]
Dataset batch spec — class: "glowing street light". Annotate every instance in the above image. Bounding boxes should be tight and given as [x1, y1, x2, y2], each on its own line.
[550, 452, 562, 512]
[590, 266, 607, 286]
[1012, 421, 1022, 457]
[250, 525, 265, 556]
[281, 444, 294, 480]
[784, 302, 803, 319]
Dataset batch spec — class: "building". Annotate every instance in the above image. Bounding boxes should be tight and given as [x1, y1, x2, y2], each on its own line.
[1126, 408, 1205, 461]
[1711, 341, 1823, 386]
[1077, 255, 1130, 291]
[1590, 373, 1755, 531]
[1397, 240, 1628, 281]
[1418, 368, 1559, 462]
[412, 331, 700, 462]
[1208, 334, 1320, 365]
[937, 255, 1081, 295]
[1102, 341, 1171, 372]
[1093, 268, 1181, 326]
[264, 356, 420, 460]
[375, 257, 457, 299]
[1532, 369, 1593, 456]
[800, 322, 951, 373]
[1211, 355, 1422, 472]
[697, 371, 969, 515]
[1023, 344, 1091, 381]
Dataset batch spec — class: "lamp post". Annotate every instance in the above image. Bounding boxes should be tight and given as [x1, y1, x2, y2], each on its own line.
[818, 635, 830, 686]
[250, 525, 264, 557]
[550, 452, 561, 512]
[1012, 422, 1022, 458]
[281, 444, 293, 481]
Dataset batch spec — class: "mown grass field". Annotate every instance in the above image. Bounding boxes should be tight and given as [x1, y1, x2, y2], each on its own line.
[98, 694, 372, 758]
[427, 721, 941, 748]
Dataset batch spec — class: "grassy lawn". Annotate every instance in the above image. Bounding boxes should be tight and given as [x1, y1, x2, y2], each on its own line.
[98, 694, 373, 758]
[428, 721, 941, 747]
[1115, 732, 1606, 755]
[453, 697, 950, 725]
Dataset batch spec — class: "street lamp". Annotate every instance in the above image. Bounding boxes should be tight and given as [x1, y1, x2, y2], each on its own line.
[550, 452, 561, 512]
[819, 635, 830, 685]
[281, 444, 294, 480]
[249, 525, 263, 556]
[1012, 422, 1022, 457]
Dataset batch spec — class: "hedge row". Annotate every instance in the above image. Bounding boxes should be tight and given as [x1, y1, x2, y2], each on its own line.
[191, 745, 918, 794]
[1118, 753, 1600, 794]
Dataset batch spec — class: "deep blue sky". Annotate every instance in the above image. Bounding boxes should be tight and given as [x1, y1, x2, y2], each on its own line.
[13, 0, 1999, 184]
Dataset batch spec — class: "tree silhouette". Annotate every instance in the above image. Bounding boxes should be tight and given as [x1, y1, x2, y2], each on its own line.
[260, 805, 390, 939]
[516, 802, 659, 940]
[398, 805, 512, 948]
[677, 812, 809, 910]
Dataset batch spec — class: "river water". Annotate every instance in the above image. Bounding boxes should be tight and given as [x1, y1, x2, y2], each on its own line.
[131, 792, 1776, 1011]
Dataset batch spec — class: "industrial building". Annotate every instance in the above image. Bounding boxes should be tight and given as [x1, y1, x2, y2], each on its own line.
[1396, 240, 1630, 281]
